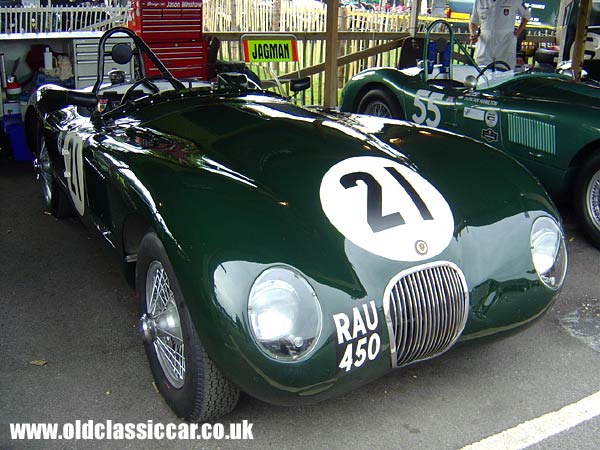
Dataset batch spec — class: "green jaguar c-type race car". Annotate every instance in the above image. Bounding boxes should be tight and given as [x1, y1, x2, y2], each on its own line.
[340, 20, 600, 249]
[25, 27, 567, 422]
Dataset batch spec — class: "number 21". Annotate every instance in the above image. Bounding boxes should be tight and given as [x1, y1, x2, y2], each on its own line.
[340, 167, 433, 233]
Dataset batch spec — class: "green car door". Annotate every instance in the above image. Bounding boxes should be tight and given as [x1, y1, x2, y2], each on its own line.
[404, 79, 569, 198]
[405, 85, 459, 130]
[403, 84, 507, 150]
[454, 76, 584, 199]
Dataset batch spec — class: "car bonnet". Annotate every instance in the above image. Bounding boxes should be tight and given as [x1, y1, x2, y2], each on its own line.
[122, 95, 557, 256]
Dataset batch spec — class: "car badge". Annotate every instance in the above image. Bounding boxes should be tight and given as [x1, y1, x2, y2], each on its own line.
[415, 240, 428, 255]
[481, 128, 499, 143]
[484, 110, 498, 128]
[97, 98, 108, 113]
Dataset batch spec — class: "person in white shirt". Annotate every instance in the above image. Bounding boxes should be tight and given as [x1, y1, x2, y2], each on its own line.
[469, 0, 530, 69]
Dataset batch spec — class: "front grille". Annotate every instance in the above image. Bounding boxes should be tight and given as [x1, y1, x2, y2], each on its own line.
[383, 262, 469, 368]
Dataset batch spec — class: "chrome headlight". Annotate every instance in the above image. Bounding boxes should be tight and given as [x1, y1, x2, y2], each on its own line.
[248, 267, 322, 361]
[530, 216, 567, 289]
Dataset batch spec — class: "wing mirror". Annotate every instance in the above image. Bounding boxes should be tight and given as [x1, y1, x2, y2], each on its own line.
[290, 77, 310, 93]
[217, 72, 250, 90]
[464, 74, 477, 90]
[111, 43, 133, 65]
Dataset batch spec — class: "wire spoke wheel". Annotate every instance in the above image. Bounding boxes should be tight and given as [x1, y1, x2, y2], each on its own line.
[35, 141, 53, 207]
[357, 88, 403, 119]
[32, 128, 74, 218]
[137, 232, 240, 421]
[585, 169, 600, 232]
[364, 100, 392, 118]
[145, 261, 185, 388]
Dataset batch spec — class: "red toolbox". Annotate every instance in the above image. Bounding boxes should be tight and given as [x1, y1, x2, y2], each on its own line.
[144, 40, 208, 80]
[129, 0, 208, 79]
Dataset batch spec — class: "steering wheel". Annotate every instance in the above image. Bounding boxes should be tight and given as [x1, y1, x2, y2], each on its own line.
[120, 75, 186, 105]
[475, 60, 512, 84]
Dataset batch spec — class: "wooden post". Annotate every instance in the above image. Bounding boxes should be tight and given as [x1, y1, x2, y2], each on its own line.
[272, 0, 281, 31]
[339, 6, 348, 91]
[324, 0, 339, 108]
[230, 0, 238, 31]
[571, 0, 593, 82]
[230, 0, 240, 60]
[409, 0, 421, 37]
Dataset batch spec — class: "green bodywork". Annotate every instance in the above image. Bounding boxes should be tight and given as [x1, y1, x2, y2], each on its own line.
[340, 66, 600, 201]
[35, 87, 562, 406]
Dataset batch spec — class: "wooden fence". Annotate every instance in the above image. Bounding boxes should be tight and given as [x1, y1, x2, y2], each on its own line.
[202, 0, 420, 104]
[0, 5, 129, 34]
[202, 0, 555, 105]
[212, 31, 409, 105]
[0, 0, 556, 105]
[203, 0, 413, 33]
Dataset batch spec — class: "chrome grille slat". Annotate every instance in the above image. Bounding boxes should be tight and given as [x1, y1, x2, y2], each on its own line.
[390, 284, 398, 350]
[398, 282, 409, 360]
[399, 281, 409, 359]
[433, 266, 446, 353]
[392, 283, 404, 358]
[383, 262, 469, 368]
[414, 274, 429, 360]
[443, 266, 459, 348]
[430, 267, 445, 354]
[450, 269, 466, 346]
[403, 275, 417, 366]
[447, 269, 462, 345]
[411, 274, 423, 360]
[419, 270, 433, 358]
[422, 268, 439, 357]
[398, 277, 414, 366]
[409, 274, 422, 363]
[405, 274, 419, 363]
[442, 266, 455, 348]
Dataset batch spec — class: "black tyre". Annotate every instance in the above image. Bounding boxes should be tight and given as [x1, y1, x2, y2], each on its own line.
[137, 232, 239, 421]
[357, 88, 403, 119]
[33, 130, 74, 218]
[574, 151, 600, 249]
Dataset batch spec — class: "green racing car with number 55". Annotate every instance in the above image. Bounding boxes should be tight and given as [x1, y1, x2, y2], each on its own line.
[340, 20, 600, 249]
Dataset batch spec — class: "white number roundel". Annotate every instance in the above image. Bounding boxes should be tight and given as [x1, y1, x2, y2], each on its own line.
[320, 156, 454, 261]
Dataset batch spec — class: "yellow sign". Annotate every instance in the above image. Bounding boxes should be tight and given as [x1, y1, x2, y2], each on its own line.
[242, 39, 298, 63]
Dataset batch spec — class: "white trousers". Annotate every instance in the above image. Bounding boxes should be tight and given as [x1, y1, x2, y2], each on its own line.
[475, 32, 517, 69]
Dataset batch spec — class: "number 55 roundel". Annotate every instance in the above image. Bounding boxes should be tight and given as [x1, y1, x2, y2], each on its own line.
[320, 156, 454, 261]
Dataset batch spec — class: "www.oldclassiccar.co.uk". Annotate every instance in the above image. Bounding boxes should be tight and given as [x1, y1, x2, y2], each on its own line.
[9, 420, 254, 441]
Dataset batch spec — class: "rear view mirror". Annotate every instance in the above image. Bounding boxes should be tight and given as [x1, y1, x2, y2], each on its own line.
[290, 77, 310, 93]
[217, 72, 249, 90]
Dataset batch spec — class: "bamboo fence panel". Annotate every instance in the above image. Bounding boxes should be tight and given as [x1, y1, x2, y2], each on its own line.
[203, 0, 415, 104]
[0, 0, 556, 105]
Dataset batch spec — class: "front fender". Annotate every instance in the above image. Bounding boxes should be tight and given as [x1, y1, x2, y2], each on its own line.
[340, 67, 421, 114]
